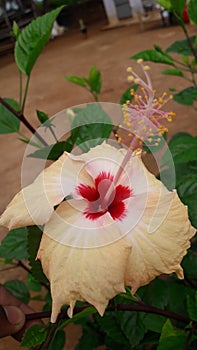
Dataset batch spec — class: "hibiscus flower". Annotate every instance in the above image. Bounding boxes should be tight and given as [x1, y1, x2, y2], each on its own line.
[0, 142, 195, 323]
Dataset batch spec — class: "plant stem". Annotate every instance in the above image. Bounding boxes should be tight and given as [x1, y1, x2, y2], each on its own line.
[25, 302, 191, 324]
[190, 70, 197, 86]
[115, 303, 190, 323]
[21, 75, 30, 113]
[49, 125, 58, 143]
[0, 264, 18, 272]
[19, 70, 22, 109]
[0, 97, 48, 146]
[179, 18, 197, 64]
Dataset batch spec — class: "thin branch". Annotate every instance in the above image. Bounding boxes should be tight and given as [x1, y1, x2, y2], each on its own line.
[0, 264, 18, 272]
[21, 75, 30, 114]
[26, 310, 51, 321]
[19, 70, 22, 109]
[176, 13, 197, 64]
[48, 125, 58, 143]
[115, 303, 190, 323]
[25, 302, 191, 324]
[183, 28, 197, 65]
[0, 97, 48, 146]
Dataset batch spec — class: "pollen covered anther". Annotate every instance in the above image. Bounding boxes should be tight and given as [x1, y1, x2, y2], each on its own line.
[124, 63, 176, 149]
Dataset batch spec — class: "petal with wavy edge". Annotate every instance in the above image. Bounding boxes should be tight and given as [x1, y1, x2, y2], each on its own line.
[123, 190, 196, 293]
[37, 231, 131, 322]
[0, 153, 92, 229]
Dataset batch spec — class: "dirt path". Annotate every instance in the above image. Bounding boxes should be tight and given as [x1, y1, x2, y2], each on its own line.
[0, 18, 196, 349]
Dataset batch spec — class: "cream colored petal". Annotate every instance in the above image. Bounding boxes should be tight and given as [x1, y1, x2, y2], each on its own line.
[0, 153, 92, 230]
[44, 200, 127, 248]
[37, 232, 131, 323]
[124, 190, 196, 293]
[70, 142, 127, 180]
[122, 153, 167, 195]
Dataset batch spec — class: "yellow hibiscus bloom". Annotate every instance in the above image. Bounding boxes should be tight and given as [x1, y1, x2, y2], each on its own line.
[0, 143, 195, 323]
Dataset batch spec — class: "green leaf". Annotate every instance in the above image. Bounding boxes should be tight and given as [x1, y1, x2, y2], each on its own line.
[88, 65, 101, 94]
[156, 0, 172, 11]
[71, 104, 113, 152]
[182, 55, 190, 65]
[42, 291, 52, 311]
[164, 134, 197, 164]
[154, 44, 175, 61]
[13, 21, 20, 39]
[15, 7, 63, 75]
[0, 98, 20, 133]
[170, 0, 186, 16]
[158, 319, 187, 350]
[143, 314, 166, 333]
[166, 37, 196, 56]
[160, 319, 179, 339]
[188, 0, 197, 24]
[139, 279, 169, 309]
[0, 227, 29, 260]
[182, 249, 197, 281]
[130, 50, 174, 65]
[158, 335, 188, 350]
[75, 328, 101, 350]
[162, 68, 184, 76]
[65, 66, 102, 99]
[27, 226, 48, 284]
[168, 281, 195, 315]
[95, 313, 129, 345]
[65, 75, 86, 87]
[120, 84, 138, 105]
[177, 175, 197, 227]
[28, 140, 73, 160]
[116, 311, 145, 347]
[160, 133, 197, 227]
[4, 280, 30, 304]
[21, 324, 47, 347]
[187, 293, 197, 322]
[36, 110, 49, 124]
[27, 273, 42, 292]
[48, 330, 66, 350]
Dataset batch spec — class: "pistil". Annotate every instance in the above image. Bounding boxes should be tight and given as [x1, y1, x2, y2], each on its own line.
[100, 137, 138, 211]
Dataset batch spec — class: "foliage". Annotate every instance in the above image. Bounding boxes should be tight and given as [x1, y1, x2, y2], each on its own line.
[4, 280, 30, 304]
[21, 324, 47, 347]
[0, 227, 29, 260]
[0, 2, 196, 349]
[131, 0, 197, 107]
[65, 65, 102, 101]
[15, 7, 63, 76]
[0, 99, 20, 133]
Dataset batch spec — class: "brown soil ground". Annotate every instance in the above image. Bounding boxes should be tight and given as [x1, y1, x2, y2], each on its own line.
[0, 14, 196, 350]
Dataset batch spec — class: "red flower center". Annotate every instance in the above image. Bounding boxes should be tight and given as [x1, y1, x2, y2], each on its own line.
[77, 171, 132, 221]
